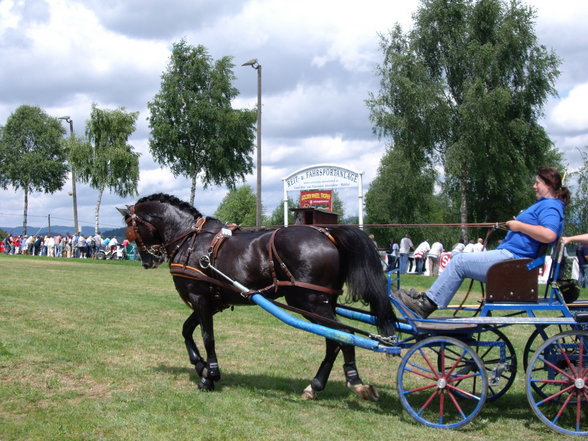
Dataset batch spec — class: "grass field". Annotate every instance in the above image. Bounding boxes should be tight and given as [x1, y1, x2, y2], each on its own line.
[0, 254, 578, 440]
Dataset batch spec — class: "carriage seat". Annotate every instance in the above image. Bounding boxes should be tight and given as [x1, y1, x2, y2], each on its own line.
[485, 258, 539, 303]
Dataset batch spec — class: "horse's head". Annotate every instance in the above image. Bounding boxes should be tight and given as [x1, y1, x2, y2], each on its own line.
[117, 204, 166, 269]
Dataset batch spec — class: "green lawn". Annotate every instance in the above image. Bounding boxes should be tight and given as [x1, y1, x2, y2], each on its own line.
[0, 254, 575, 440]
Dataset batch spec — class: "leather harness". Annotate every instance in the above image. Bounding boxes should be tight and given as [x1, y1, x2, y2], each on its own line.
[126, 205, 342, 298]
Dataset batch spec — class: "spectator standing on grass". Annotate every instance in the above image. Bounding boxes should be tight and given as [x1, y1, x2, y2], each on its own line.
[54, 234, 62, 257]
[399, 235, 414, 274]
[463, 239, 476, 253]
[109, 236, 118, 251]
[78, 235, 87, 258]
[3, 234, 12, 254]
[33, 236, 42, 256]
[451, 241, 465, 255]
[13, 235, 20, 254]
[26, 235, 34, 254]
[473, 237, 485, 252]
[102, 236, 110, 251]
[46, 235, 55, 257]
[86, 235, 94, 258]
[93, 232, 102, 253]
[64, 235, 72, 258]
[427, 239, 444, 277]
[413, 240, 430, 275]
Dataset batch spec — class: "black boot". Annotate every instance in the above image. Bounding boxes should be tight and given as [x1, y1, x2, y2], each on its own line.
[392, 289, 437, 318]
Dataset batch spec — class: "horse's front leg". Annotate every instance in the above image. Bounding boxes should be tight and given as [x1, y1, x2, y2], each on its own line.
[182, 308, 220, 391]
[341, 344, 379, 401]
[197, 308, 220, 391]
[182, 311, 207, 382]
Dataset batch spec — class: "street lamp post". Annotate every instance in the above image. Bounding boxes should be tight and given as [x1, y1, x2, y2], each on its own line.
[58, 116, 79, 234]
[242, 58, 262, 227]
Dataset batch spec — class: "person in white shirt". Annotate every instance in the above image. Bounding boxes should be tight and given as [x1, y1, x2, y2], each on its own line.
[399, 235, 414, 274]
[413, 240, 430, 274]
[427, 240, 444, 276]
[463, 239, 476, 253]
[473, 238, 485, 252]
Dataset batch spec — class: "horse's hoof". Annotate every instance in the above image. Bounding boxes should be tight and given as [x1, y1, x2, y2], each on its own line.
[301, 385, 318, 400]
[198, 378, 215, 391]
[347, 382, 379, 401]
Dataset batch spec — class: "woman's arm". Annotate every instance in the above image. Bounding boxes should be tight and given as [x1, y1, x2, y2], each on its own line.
[562, 233, 588, 245]
[505, 220, 557, 243]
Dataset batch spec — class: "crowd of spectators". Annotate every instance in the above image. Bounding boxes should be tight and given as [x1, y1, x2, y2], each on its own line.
[2, 232, 133, 259]
[386, 236, 487, 275]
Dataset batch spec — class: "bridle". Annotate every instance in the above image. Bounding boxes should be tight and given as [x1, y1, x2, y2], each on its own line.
[124, 204, 206, 261]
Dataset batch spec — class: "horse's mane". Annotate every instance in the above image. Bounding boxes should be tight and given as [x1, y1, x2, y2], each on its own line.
[137, 193, 203, 219]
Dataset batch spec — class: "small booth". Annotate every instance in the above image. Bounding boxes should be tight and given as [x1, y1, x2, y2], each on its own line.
[290, 207, 339, 226]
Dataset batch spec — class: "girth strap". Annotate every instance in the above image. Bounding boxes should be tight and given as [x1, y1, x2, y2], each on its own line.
[267, 227, 341, 295]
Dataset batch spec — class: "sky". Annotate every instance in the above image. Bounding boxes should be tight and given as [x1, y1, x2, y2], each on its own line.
[1, 0, 588, 232]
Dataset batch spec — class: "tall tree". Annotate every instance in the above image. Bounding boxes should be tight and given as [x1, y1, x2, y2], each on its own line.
[367, 0, 562, 241]
[0, 105, 68, 235]
[214, 185, 259, 226]
[71, 104, 140, 234]
[148, 40, 257, 205]
[365, 147, 440, 245]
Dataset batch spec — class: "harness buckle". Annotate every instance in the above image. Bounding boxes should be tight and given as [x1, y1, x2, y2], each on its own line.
[200, 255, 211, 269]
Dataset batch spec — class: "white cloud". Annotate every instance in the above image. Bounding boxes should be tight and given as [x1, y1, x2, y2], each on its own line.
[549, 83, 588, 132]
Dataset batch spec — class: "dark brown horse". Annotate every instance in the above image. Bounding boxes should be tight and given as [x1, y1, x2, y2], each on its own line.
[119, 193, 396, 400]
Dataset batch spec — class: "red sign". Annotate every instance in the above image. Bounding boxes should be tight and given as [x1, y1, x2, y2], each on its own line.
[300, 190, 333, 211]
[440, 252, 451, 271]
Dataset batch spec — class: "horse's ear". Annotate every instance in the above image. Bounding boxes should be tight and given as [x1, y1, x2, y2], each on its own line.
[117, 207, 130, 218]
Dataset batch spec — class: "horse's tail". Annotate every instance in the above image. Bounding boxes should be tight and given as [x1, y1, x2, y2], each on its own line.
[329, 226, 397, 336]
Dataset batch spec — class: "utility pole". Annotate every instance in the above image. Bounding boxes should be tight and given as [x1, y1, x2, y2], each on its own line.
[58, 116, 79, 233]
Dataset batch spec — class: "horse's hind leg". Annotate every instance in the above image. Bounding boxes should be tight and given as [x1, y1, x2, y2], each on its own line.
[182, 310, 220, 391]
[302, 338, 340, 400]
[342, 344, 379, 401]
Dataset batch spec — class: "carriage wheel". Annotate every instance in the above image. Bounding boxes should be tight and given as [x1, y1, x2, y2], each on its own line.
[523, 324, 575, 372]
[523, 324, 585, 399]
[397, 336, 487, 429]
[526, 330, 588, 435]
[449, 327, 516, 402]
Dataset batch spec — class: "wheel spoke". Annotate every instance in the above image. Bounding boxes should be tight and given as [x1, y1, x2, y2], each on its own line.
[398, 337, 487, 429]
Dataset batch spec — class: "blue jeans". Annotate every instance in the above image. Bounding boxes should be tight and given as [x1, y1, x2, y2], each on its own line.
[426, 249, 514, 308]
[399, 253, 409, 274]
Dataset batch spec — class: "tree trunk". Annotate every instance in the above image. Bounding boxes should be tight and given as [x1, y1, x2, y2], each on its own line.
[190, 175, 197, 206]
[22, 189, 29, 236]
[95, 186, 104, 235]
[459, 173, 468, 243]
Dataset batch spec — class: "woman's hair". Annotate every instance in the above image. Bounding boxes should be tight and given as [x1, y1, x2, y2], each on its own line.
[538, 167, 571, 205]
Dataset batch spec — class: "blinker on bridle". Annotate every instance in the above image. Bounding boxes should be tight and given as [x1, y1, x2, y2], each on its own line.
[125, 205, 166, 259]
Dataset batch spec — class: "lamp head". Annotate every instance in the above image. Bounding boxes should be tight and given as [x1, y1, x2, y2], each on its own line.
[58, 116, 71, 122]
[242, 58, 260, 69]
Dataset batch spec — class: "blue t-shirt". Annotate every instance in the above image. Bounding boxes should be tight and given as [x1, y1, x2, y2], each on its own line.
[497, 197, 565, 259]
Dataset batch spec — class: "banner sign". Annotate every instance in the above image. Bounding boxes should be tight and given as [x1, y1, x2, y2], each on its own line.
[300, 190, 333, 211]
[284, 165, 360, 191]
